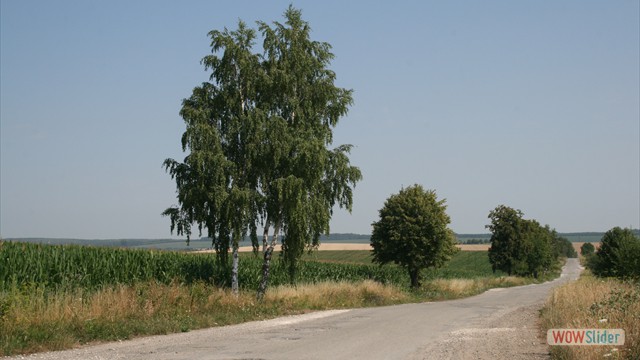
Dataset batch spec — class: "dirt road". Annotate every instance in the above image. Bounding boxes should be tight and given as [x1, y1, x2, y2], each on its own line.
[9, 259, 582, 360]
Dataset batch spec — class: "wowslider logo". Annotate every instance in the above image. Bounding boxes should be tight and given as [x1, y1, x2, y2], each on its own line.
[547, 329, 625, 346]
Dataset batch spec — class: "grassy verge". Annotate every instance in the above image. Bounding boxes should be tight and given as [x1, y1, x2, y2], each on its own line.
[1, 243, 561, 356]
[0, 280, 411, 356]
[540, 271, 639, 359]
[1, 275, 544, 356]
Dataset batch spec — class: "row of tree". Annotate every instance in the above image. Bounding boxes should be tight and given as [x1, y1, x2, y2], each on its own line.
[164, 7, 361, 298]
[164, 6, 624, 297]
[368, 190, 580, 288]
[486, 205, 576, 278]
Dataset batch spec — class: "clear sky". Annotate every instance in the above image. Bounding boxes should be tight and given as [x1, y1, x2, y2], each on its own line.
[1, 0, 639, 239]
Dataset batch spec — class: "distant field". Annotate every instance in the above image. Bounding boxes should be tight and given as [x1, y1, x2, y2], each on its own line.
[4, 230, 621, 252]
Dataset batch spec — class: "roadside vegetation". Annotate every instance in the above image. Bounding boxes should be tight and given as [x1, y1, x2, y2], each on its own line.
[486, 205, 576, 278]
[541, 272, 639, 360]
[1, 241, 557, 356]
[541, 227, 639, 360]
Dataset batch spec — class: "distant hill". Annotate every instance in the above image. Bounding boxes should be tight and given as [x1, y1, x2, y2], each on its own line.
[454, 230, 640, 244]
[4, 230, 637, 250]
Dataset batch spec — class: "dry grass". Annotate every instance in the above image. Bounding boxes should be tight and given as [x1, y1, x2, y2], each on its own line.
[264, 280, 409, 309]
[541, 272, 639, 359]
[425, 276, 528, 298]
[2, 282, 259, 356]
[2, 276, 533, 356]
[0, 280, 408, 356]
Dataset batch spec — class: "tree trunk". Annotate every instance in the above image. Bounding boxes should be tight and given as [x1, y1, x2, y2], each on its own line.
[256, 222, 280, 300]
[409, 268, 421, 289]
[262, 221, 270, 255]
[231, 242, 239, 295]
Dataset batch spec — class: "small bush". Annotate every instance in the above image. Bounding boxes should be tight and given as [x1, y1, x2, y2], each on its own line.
[580, 242, 595, 256]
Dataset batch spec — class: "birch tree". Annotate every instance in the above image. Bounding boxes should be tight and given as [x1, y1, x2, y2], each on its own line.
[163, 21, 263, 294]
[164, 6, 361, 297]
[255, 6, 361, 297]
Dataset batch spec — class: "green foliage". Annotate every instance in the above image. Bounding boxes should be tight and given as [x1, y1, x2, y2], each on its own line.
[302, 250, 505, 279]
[486, 205, 558, 277]
[370, 185, 458, 288]
[486, 205, 525, 276]
[590, 227, 640, 279]
[164, 6, 361, 291]
[1, 241, 508, 297]
[302, 250, 374, 264]
[422, 251, 505, 279]
[256, 7, 362, 282]
[580, 242, 595, 256]
[0, 241, 216, 291]
[0, 241, 405, 292]
[554, 235, 578, 258]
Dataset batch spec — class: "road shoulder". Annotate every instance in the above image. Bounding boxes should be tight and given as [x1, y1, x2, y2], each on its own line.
[410, 303, 551, 360]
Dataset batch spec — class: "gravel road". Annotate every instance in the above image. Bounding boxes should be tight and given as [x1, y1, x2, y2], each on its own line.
[6, 259, 582, 360]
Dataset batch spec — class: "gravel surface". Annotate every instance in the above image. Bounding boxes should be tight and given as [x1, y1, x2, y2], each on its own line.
[410, 303, 550, 359]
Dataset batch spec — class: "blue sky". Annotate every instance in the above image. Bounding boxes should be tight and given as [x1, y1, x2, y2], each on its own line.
[1, 1, 638, 239]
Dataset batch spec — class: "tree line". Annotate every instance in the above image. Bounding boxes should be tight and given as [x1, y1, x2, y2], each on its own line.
[367, 188, 576, 288]
[486, 205, 576, 278]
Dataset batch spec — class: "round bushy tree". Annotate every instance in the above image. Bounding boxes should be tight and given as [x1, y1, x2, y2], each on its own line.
[370, 185, 457, 288]
[580, 242, 595, 257]
[592, 227, 640, 278]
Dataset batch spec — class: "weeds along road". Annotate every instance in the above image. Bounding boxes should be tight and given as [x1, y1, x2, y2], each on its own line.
[10, 259, 582, 360]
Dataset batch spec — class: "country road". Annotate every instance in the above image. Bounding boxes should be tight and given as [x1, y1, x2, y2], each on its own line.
[8, 259, 582, 360]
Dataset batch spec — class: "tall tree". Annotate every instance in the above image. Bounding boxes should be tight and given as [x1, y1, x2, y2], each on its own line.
[163, 21, 264, 293]
[164, 7, 361, 297]
[523, 221, 555, 278]
[255, 7, 361, 297]
[486, 205, 526, 276]
[370, 185, 457, 288]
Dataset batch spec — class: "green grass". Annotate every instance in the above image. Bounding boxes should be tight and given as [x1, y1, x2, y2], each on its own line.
[303, 250, 374, 264]
[424, 251, 500, 279]
[303, 250, 502, 279]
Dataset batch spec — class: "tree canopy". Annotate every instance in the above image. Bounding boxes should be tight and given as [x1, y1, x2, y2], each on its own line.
[163, 6, 361, 295]
[370, 185, 457, 288]
[580, 242, 595, 257]
[486, 205, 559, 277]
[589, 227, 640, 279]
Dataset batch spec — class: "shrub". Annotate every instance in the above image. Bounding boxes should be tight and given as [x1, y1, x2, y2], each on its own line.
[590, 227, 640, 279]
[580, 242, 595, 256]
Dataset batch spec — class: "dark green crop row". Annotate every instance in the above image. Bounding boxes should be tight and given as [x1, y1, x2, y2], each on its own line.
[0, 241, 407, 292]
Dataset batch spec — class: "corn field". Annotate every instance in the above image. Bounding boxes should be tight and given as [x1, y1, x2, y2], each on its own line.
[0, 241, 407, 292]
